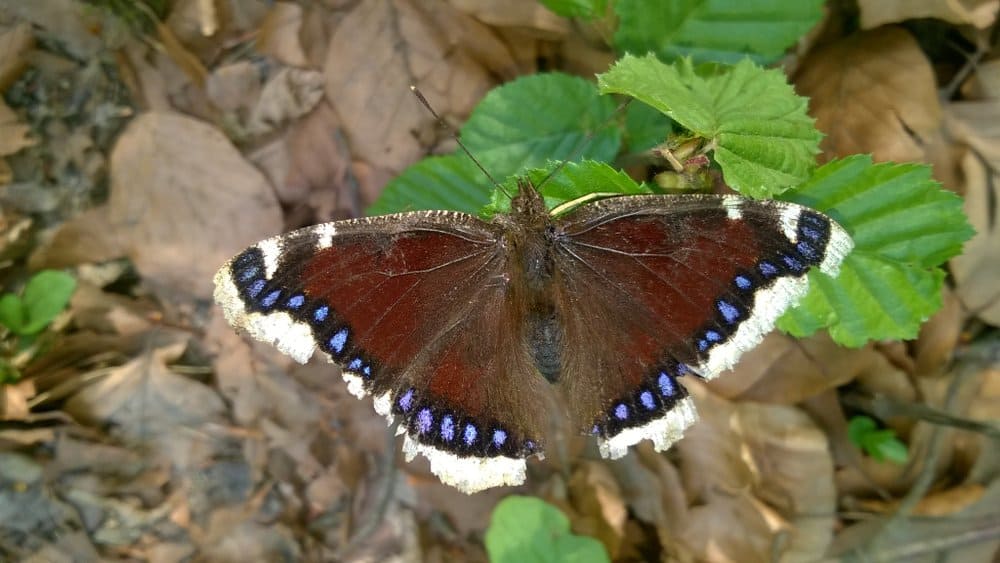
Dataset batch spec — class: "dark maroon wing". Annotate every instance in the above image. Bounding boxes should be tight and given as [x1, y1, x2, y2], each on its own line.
[551, 194, 852, 458]
[213, 211, 549, 493]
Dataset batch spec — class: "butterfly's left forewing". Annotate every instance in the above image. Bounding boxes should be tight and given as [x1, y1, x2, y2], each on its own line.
[214, 212, 550, 493]
[552, 194, 852, 458]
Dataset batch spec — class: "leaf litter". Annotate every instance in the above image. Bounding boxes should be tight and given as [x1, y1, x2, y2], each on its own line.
[0, 1, 998, 562]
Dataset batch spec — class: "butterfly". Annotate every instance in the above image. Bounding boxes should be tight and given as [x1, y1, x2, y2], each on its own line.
[214, 175, 852, 493]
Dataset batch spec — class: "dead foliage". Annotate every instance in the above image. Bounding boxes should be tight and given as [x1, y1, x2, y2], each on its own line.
[0, 1, 998, 561]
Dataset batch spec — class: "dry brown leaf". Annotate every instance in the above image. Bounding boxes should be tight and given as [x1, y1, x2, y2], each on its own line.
[257, 2, 310, 67]
[246, 67, 324, 136]
[795, 27, 943, 162]
[205, 61, 262, 112]
[0, 22, 35, 91]
[63, 337, 226, 438]
[857, 483, 986, 516]
[0, 98, 36, 159]
[707, 332, 872, 403]
[1, 0, 101, 60]
[946, 103, 1000, 324]
[567, 461, 627, 558]
[450, 0, 571, 36]
[859, 0, 998, 29]
[674, 382, 836, 562]
[35, 111, 282, 302]
[914, 287, 966, 376]
[324, 0, 494, 184]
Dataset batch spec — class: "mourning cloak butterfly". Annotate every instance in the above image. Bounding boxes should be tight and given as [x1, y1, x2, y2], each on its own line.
[214, 178, 852, 493]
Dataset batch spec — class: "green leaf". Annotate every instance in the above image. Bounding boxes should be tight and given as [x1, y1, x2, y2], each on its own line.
[20, 270, 76, 335]
[539, 0, 607, 19]
[0, 294, 25, 333]
[368, 155, 489, 216]
[598, 55, 820, 197]
[613, 0, 824, 64]
[462, 73, 621, 180]
[778, 155, 975, 347]
[485, 160, 653, 217]
[486, 496, 610, 563]
[847, 416, 908, 464]
[622, 101, 673, 154]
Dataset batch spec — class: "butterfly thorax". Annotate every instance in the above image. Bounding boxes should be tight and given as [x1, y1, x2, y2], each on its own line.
[496, 180, 564, 384]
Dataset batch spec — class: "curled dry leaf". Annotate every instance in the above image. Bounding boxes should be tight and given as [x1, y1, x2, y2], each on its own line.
[34, 112, 282, 302]
[257, 2, 310, 68]
[567, 461, 627, 558]
[859, 0, 999, 30]
[450, 0, 570, 36]
[324, 0, 493, 179]
[675, 382, 836, 562]
[795, 27, 942, 163]
[0, 22, 34, 91]
[946, 103, 1000, 324]
[246, 68, 325, 137]
[63, 337, 226, 439]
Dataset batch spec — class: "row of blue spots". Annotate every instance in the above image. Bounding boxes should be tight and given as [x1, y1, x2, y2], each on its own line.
[397, 387, 513, 453]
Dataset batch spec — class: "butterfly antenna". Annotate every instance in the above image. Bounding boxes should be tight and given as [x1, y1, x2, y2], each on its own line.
[410, 86, 508, 197]
[535, 98, 633, 190]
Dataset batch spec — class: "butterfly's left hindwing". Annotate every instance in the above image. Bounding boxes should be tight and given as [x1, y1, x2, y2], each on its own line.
[214, 212, 550, 493]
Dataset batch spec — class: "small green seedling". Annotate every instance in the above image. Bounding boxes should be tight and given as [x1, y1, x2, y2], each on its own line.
[486, 496, 609, 563]
[848, 415, 909, 464]
[0, 270, 76, 336]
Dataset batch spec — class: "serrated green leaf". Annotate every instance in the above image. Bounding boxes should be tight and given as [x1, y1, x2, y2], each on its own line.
[486, 496, 610, 563]
[778, 155, 974, 347]
[539, 0, 607, 19]
[462, 73, 621, 180]
[0, 294, 26, 333]
[485, 160, 653, 217]
[20, 270, 76, 335]
[613, 0, 824, 64]
[599, 55, 820, 197]
[367, 155, 490, 215]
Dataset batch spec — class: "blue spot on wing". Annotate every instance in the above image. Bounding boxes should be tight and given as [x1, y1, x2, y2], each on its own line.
[717, 300, 741, 324]
[492, 429, 507, 446]
[440, 415, 455, 441]
[463, 423, 478, 445]
[261, 289, 281, 308]
[248, 279, 266, 298]
[287, 294, 305, 309]
[640, 390, 656, 410]
[658, 372, 675, 397]
[313, 305, 329, 323]
[614, 403, 628, 420]
[329, 328, 348, 354]
[398, 388, 414, 411]
[417, 409, 432, 434]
